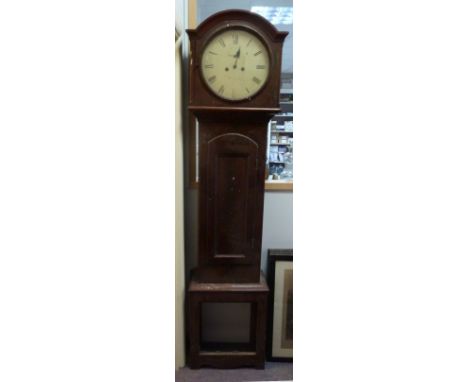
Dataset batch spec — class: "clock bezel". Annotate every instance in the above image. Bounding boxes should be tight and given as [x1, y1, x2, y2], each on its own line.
[199, 23, 273, 103]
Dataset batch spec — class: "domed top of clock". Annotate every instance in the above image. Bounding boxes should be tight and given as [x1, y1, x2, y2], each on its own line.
[187, 9, 288, 112]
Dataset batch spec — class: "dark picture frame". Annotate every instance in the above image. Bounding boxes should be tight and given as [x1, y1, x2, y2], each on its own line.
[266, 249, 293, 362]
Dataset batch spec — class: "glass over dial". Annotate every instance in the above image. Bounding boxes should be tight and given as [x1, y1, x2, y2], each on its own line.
[201, 28, 270, 101]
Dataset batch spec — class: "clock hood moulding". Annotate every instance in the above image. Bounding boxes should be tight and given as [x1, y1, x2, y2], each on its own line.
[187, 9, 288, 111]
[187, 9, 289, 43]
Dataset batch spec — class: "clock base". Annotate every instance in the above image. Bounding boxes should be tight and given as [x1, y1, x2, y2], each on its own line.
[187, 272, 269, 369]
[193, 265, 261, 284]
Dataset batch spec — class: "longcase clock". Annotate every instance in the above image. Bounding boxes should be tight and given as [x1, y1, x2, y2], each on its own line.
[187, 10, 288, 283]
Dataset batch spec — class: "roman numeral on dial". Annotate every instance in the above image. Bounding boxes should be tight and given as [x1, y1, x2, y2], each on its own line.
[252, 77, 261, 85]
[219, 38, 225, 47]
[218, 85, 224, 95]
[208, 75, 216, 84]
[256, 65, 265, 69]
[232, 34, 238, 44]
[254, 50, 262, 56]
[204, 64, 214, 69]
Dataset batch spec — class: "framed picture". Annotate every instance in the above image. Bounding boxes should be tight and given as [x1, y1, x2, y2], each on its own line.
[267, 249, 293, 361]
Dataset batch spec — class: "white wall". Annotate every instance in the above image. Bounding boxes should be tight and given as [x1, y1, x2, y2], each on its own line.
[261, 192, 293, 271]
[174, 0, 186, 370]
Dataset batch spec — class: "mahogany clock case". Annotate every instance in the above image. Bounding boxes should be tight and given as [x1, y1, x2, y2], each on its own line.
[187, 10, 288, 284]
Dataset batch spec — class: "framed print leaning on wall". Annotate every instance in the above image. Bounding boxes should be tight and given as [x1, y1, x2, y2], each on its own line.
[267, 249, 293, 361]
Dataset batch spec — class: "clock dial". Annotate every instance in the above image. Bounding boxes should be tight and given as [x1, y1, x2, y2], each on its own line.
[201, 29, 270, 101]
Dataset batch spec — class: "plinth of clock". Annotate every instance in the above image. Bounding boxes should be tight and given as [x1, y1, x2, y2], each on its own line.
[187, 273, 269, 369]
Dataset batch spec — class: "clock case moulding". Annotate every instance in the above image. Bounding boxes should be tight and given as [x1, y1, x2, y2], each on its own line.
[187, 10, 288, 283]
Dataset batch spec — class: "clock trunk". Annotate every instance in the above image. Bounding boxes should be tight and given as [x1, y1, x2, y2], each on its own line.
[195, 116, 270, 283]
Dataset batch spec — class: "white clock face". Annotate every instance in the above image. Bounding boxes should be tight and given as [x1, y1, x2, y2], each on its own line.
[201, 29, 270, 101]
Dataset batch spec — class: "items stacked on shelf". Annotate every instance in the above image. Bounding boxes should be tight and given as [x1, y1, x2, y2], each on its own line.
[267, 88, 293, 180]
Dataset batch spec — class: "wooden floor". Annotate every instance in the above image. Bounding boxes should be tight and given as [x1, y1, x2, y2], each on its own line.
[175, 362, 292, 382]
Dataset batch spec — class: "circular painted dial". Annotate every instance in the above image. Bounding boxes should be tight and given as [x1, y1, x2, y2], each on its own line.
[201, 29, 270, 101]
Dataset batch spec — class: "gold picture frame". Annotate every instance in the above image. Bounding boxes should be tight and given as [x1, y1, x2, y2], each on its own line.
[267, 249, 293, 361]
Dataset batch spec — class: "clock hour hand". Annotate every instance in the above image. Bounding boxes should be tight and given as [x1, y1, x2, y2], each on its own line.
[233, 48, 240, 69]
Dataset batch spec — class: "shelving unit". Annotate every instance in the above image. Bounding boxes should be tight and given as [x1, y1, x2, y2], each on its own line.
[266, 87, 293, 184]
